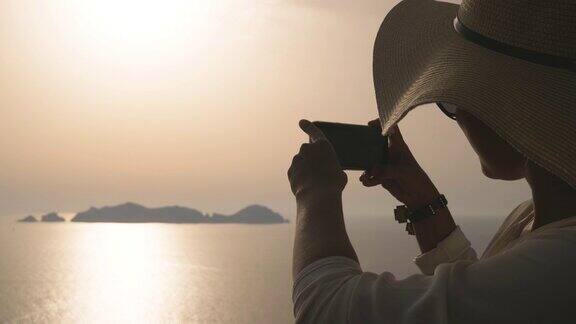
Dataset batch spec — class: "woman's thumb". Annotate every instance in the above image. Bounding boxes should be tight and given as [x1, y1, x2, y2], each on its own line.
[299, 120, 327, 143]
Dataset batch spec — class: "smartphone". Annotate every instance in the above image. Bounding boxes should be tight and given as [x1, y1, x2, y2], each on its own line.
[313, 121, 388, 171]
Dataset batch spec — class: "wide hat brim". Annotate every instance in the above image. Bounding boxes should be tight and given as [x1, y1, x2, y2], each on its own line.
[373, 0, 576, 188]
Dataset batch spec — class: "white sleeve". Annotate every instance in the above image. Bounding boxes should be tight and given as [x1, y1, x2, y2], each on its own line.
[292, 228, 576, 324]
[413, 225, 478, 275]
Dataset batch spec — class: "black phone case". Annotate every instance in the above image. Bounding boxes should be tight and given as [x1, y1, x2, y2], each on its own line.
[313, 121, 388, 171]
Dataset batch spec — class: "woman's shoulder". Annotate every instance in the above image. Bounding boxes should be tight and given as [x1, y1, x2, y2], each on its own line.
[500, 199, 534, 230]
[511, 199, 534, 217]
[481, 199, 534, 258]
[512, 203, 576, 252]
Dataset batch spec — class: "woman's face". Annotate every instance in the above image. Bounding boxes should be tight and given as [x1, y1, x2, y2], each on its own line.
[455, 109, 526, 180]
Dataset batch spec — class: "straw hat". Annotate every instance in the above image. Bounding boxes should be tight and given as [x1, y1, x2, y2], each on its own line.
[373, 0, 576, 188]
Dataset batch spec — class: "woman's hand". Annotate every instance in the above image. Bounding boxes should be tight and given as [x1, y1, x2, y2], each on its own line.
[360, 119, 439, 210]
[361, 119, 456, 253]
[289, 120, 358, 276]
[288, 120, 348, 202]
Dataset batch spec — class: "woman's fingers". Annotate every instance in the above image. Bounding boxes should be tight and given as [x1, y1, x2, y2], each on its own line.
[359, 171, 381, 187]
[371, 164, 410, 181]
[387, 125, 417, 164]
[360, 169, 407, 201]
[299, 119, 327, 143]
[367, 119, 382, 133]
[359, 164, 411, 187]
[388, 126, 407, 152]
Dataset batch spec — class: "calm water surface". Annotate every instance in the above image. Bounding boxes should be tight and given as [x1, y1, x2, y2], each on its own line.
[0, 216, 500, 323]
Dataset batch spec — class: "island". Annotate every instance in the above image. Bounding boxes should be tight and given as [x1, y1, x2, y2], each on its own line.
[41, 212, 66, 222]
[70, 202, 288, 224]
[18, 215, 38, 222]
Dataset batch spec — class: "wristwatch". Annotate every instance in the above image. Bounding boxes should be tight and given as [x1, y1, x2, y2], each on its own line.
[394, 194, 448, 235]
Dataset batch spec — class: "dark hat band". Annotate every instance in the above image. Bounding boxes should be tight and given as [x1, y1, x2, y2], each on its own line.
[454, 17, 576, 73]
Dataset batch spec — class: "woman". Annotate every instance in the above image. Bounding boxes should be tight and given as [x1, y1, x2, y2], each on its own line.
[287, 0, 576, 323]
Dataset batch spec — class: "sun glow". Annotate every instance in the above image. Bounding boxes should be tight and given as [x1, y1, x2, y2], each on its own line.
[60, 0, 218, 67]
[7, 0, 240, 116]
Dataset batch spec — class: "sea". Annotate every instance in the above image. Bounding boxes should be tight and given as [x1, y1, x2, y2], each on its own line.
[0, 215, 501, 324]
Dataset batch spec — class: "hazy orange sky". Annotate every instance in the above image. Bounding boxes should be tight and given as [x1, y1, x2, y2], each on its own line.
[0, 0, 529, 219]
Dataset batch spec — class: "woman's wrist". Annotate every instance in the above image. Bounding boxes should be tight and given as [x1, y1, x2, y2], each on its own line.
[411, 208, 457, 253]
[405, 186, 441, 211]
[296, 190, 344, 225]
[296, 189, 342, 207]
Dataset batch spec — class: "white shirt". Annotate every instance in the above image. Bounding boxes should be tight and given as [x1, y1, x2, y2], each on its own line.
[292, 200, 576, 323]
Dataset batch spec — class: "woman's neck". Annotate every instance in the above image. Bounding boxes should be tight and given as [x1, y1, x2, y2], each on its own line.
[526, 162, 576, 230]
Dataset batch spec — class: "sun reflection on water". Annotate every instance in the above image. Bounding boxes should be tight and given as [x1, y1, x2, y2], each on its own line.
[69, 224, 184, 323]
[1, 222, 294, 323]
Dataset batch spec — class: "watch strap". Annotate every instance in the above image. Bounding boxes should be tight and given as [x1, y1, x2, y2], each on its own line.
[394, 194, 448, 234]
[408, 194, 448, 223]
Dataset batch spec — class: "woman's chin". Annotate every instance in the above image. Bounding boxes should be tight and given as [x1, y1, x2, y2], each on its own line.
[481, 164, 524, 181]
[481, 165, 497, 179]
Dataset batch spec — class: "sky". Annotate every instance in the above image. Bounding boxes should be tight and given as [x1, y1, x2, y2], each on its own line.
[0, 0, 530, 220]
